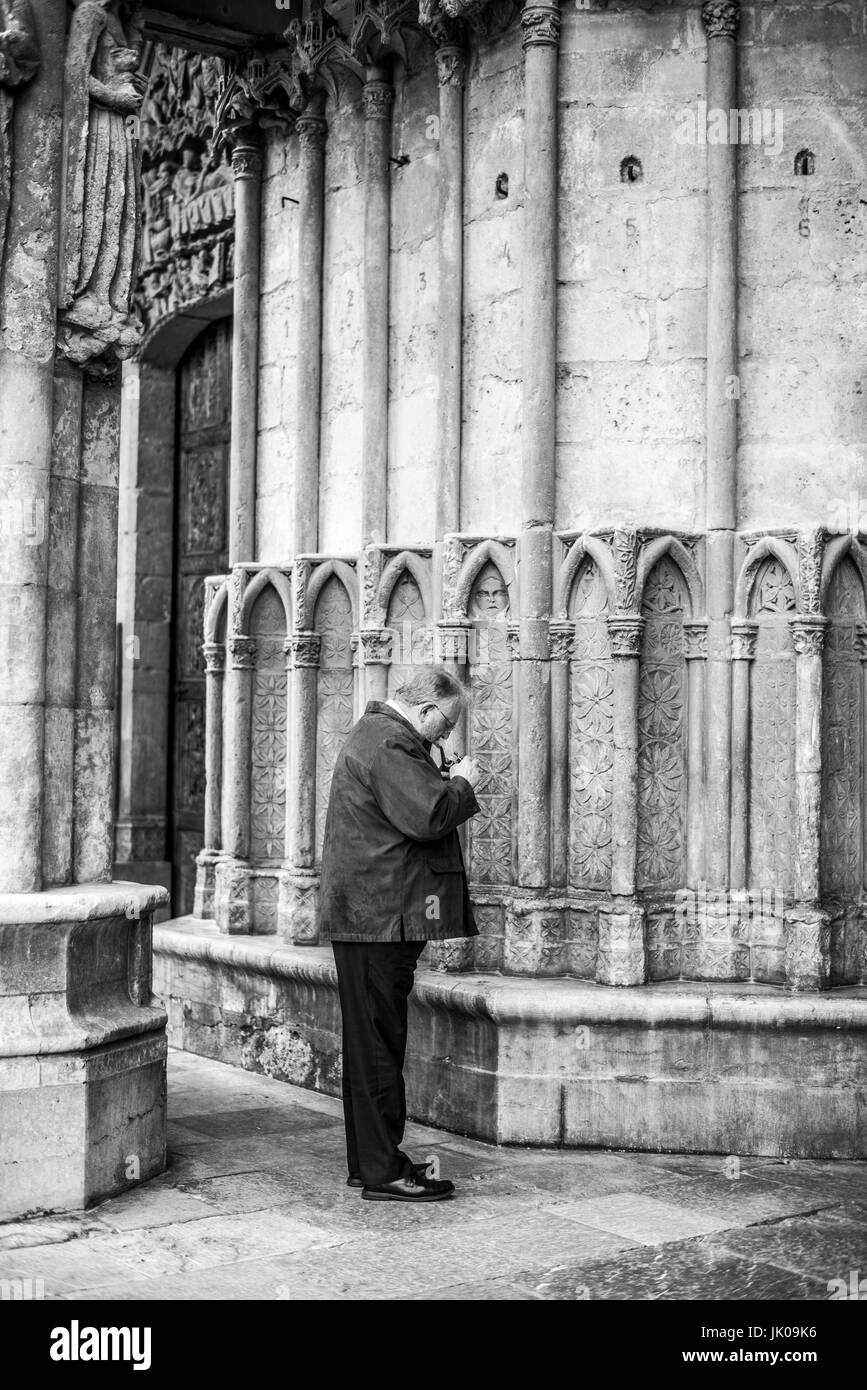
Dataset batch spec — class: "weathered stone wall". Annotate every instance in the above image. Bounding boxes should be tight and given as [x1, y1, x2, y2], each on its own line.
[253, 1, 864, 547]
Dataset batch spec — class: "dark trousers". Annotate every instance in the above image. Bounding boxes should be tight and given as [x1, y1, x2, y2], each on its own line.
[332, 938, 426, 1186]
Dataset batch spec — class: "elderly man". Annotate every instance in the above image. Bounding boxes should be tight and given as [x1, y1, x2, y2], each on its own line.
[319, 665, 481, 1202]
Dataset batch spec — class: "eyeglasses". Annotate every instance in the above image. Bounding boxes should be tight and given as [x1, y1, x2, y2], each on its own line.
[425, 703, 458, 733]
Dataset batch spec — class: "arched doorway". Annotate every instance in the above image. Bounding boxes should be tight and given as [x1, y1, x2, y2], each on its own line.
[169, 318, 232, 915]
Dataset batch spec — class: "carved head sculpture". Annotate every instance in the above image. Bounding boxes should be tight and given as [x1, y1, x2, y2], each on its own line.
[470, 561, 510, 620]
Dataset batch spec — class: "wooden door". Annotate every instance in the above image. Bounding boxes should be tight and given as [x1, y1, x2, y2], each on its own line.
[170, 318, 231, 915]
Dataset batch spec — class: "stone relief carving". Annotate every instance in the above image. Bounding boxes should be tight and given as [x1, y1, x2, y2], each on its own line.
[137, 45, 234, 335]
[821, 560, 864, 929]
[314, 576, 354, 860]
[59, 0, 146, 368]
[568, 560, 613, 889]
[637, 557, 687, 890]
[0, 0, 39, 266]
[701, 0, 740, 40]
[749, 557, 796, 901]
[467, 562, 513, 885]
[250, 586, 288, 864]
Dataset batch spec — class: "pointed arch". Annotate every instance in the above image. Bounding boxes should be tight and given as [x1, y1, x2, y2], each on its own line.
[204, 577, 229, 643]
[377, 550, 432, 625]
[302, 559, 358, 630]
[636, 536, 704, 618]
[240, 567, 293, 634]
[820, 535, 867, 613]
[557, 535, 617, 618]
[454, 539, 516, 619]
[734, 536, 800, 618]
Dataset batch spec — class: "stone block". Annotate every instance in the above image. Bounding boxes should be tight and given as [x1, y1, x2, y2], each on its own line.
[559, 285, 651, 362]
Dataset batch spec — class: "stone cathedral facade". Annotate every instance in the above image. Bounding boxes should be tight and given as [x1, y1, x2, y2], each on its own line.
[115, 0, 867, 1159]
[1, 0, 865, 1220]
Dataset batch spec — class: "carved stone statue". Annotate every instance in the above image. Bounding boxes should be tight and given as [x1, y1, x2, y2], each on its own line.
[0, 0, 39, 265]
[470, 562, 510, 620]
[59, 0, 146, 367]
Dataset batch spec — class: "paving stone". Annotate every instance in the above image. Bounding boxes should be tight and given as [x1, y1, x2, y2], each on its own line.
[0, 1242, 145, 1295]
[173, 1106, 342, 1139]
[642, 1172, 843, 1228]
[543, 1192, 734, 1244]
[707, 1211, 867, 1286]
[518, 1239, 832, 1302]
[78, 1208, 342, 1280]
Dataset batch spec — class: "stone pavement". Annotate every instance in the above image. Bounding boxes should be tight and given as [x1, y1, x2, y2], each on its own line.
[1, 1050, 865, 1302]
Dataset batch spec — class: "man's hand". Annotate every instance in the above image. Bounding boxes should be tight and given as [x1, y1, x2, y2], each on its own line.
[449, 755, 482, 790]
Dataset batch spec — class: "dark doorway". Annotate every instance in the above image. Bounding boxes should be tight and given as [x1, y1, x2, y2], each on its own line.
[169, 317, 232, 915]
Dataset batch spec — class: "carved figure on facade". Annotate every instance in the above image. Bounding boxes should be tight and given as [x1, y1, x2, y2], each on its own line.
[59, 0, 146, 368]
[137, 45, 235, 335]
[0, 0, 39, 268]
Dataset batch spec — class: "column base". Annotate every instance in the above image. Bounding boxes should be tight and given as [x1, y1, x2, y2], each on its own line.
[153, 917, 867, 1157]
[193, 848, 227, 920]
[213, 858, 280, 935]
[0, 881, 168, 1221]
[785, 904, 832, 991]
[597, 899, 647, 985]
[278, 870, 320, 943]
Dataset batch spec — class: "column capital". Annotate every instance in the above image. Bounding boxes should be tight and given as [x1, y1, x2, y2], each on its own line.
[683, 621, 709, 661]
[360, 627, 394, 663]
[285, 631, 322, 667]
[362, 79, 395, 121]
[296, 112, 328, 149]
[228, 635, 257, 668]
[231, 141, 263, 181]
[729, 620, 757, 661]
[436, 621, 471, 663]
[790, 615, 828, 657]
[607, 615, 644, 658]
[436, 44, 467, 88]
[549, 623, 575, 661]
[521, 0, 561, 50]
[701, 1, 740, 40]
[203, 641, 226, 674]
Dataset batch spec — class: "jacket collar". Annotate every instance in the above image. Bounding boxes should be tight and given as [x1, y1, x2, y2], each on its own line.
[364, 700, 436, 760]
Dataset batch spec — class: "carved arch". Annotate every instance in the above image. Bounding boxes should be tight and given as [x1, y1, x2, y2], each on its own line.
[734, 536, 800, 618]
[454, 540, 515, 619]
[557, 535, 617, 618]
[820, 535, 867, 613]
[204, 578, 229, 643]
[636, 536, 704, 618]
[240, 567, 292, 633]
[377, 550, 432, 625]
[302, 559, 358, 630]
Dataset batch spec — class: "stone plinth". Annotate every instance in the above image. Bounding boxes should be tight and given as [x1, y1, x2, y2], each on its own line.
[0, 882, 169, 1221]
[153, 918, 867, 1159]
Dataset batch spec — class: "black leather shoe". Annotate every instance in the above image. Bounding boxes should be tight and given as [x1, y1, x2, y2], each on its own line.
[361, 1171, 455, 1202]
[348, 1162, 430, 1189]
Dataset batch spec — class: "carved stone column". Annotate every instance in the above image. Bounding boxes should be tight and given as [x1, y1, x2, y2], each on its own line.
[294, 104, 327, 556]
[702, 0, 740, 891]
[228, 137, 263, 566]
[599, 615, 647, 986]
[193, 640, 226, 919]
[549, 623, 574, 887]
[729, 619, 756, 890]
[223, 632, 256, 860]
[516, 0, 560, 887]
[361, 69, 394, 548]
[434, 43, 466, 537]
[361, 627, 393, 702]
[0, 4, 168, 1220]
[280, 630, 322, 943]
[785, 615, 831, 990]
[683, 621, 708, 887]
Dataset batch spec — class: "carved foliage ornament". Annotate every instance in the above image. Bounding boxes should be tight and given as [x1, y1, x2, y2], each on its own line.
[435, 45, 466, 88]
[701, 1, 740, 40]
[0, 0, 39, 264]
[362, 80, 395, 120]
[520, 1, 561, 49]
[798, 529, 824, 616]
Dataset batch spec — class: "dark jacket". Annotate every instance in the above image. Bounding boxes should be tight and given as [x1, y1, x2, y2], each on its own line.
[319, 701, 480, 943]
